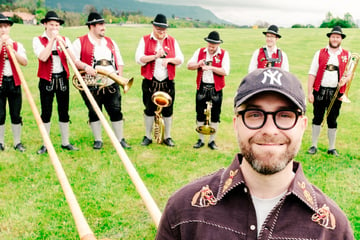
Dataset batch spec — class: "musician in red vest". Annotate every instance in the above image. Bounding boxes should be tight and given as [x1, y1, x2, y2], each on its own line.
[307, 26, 351, 157]
[248, 25, 289, 73]
[0, 13, 27, 152]
[73, 12, 131, 150]
[33, 11, 78, 154]
[135, 13, 184, 147]
[187, 31, 230, 150]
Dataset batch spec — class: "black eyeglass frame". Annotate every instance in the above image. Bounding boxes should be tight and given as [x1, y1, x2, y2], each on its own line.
[236, 108, 303, 130]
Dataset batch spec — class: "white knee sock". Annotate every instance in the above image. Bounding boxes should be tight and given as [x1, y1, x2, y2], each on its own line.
[90, 121, 102, 141]
[144, 115, 154, 139]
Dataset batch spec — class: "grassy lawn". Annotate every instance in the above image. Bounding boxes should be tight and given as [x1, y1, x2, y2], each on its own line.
[0, 25, 359, 239]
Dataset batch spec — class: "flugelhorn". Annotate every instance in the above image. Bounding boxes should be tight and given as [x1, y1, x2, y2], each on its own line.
[322, 52, 360, 126]
[72, 68, 134, 93]
[196, 101, 216, 135]
[151, 91, 172, 144]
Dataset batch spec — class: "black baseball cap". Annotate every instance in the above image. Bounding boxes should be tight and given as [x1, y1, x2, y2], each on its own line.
[234, 68, 306, 112]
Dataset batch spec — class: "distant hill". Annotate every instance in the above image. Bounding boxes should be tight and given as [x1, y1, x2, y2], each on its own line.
[45, 0, 231, 25]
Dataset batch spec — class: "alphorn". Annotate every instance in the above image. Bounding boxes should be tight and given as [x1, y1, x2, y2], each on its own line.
[6, 44, 97, 240]
[57, 41, 162, 227]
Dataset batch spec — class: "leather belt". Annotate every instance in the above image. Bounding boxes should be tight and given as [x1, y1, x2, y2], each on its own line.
[95, 59, 112, 66]
[326, 64, 338, 71]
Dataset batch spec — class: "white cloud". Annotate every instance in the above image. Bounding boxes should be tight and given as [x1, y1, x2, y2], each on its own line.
[138, 0, 360, 27]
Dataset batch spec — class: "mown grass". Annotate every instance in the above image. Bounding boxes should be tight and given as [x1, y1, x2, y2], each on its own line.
[0, 25, 359, 239]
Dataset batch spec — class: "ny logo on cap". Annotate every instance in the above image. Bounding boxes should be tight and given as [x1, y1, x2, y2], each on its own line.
[261, 69, 283, 86]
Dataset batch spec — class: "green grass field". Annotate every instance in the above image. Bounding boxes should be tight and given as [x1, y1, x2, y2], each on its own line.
[0, 24, 359, 239]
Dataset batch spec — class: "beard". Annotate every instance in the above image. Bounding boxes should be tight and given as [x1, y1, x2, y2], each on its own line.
[240, 134, 297, 175]
[329, 40, 340, 49]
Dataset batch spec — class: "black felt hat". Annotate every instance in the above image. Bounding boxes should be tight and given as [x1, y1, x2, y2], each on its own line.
[40, 11, 64, 25]
[86, 12, 105, 25]
[151, 14, 168, 28]
[262, 25, 281, 38]
[204, 31, 223, 44]
[326, 26, 346, 39]
[0, 13, 13, 26]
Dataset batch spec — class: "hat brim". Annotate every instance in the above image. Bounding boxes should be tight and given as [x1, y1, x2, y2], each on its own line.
[326, 32, 346, 39]
[41, 18, 64, 25]
[204, 38, 223, 44]
[262, 31, 281, 38]
[0, 19, 13, 26]
[152, 21, 168, 28]
[235, 88, 304, 112]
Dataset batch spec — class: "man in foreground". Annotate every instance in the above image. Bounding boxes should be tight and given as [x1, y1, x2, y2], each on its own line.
[156, 68, 354, 239]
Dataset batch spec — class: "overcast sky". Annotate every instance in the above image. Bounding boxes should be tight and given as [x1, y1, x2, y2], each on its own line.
[138, 0, 360, 27]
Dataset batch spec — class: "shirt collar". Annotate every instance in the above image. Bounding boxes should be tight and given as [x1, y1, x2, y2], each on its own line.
[217, 154, 320, 213]
[326, 45, 343, 54]
[203, 46, 222, 56]
[264, 45, 278, 54]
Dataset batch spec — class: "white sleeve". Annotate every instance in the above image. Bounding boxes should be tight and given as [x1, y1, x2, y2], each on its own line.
[248, 49, 259, 73]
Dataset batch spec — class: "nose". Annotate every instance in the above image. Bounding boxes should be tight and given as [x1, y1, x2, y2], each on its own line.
[261, 114, 279, 133]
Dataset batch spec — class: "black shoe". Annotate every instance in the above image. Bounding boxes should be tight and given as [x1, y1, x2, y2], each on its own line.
[93, 141, 103, 150]
[193, 139, 205, 149]
[141, 136, 152, 146]
[307, 146, 317, 155]
[14, 143, 26, 152]
[0, 143, 4, 151]
[327, 149, 339, 157]
[120, 138, 131, 149]
[37, 145, 47, 154]
[61, 144, 79, 151]
[163, 138, 175, 147]
[208, 141, 218, 150]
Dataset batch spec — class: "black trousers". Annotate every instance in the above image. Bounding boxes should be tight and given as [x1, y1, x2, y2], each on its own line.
[195, 82, 222, 123]
[142, 78, 175, 117]
[80, 83, 123, 122]
[39, 72, 69, 123]
[312, 87, 342, 128]
[0, 76, 22, 125]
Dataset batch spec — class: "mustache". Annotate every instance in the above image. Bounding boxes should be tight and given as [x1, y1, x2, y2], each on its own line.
[249, 134, 290, 145]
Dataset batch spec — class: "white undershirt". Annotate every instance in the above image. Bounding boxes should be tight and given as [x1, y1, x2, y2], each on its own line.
[251, 191, 286, 236]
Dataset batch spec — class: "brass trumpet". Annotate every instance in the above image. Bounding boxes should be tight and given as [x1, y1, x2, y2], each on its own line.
[151, 91, 172, 144]
[322, 53, 360, 126]
[72, 68, 133, 93]
[196, 101, 216, 135]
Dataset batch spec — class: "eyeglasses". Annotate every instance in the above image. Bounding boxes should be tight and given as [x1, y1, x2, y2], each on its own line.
[237, 109, 303, 130]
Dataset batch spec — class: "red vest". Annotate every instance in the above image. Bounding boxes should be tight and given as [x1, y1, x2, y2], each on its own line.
[37, 36, 70, 81]
[257, 48, 283, 68]
[141, 34, 176, 80]
[196, 47, 226, 91]
[313, 48, 349, 93]
[78, 35, 119, 70]
[0, 42, 20, 86]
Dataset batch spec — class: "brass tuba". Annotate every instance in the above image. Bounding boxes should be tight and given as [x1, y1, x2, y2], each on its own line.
[151, 91, 172, 144]
[196, 101, 216, 135]
[72, 68, 134, 93]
